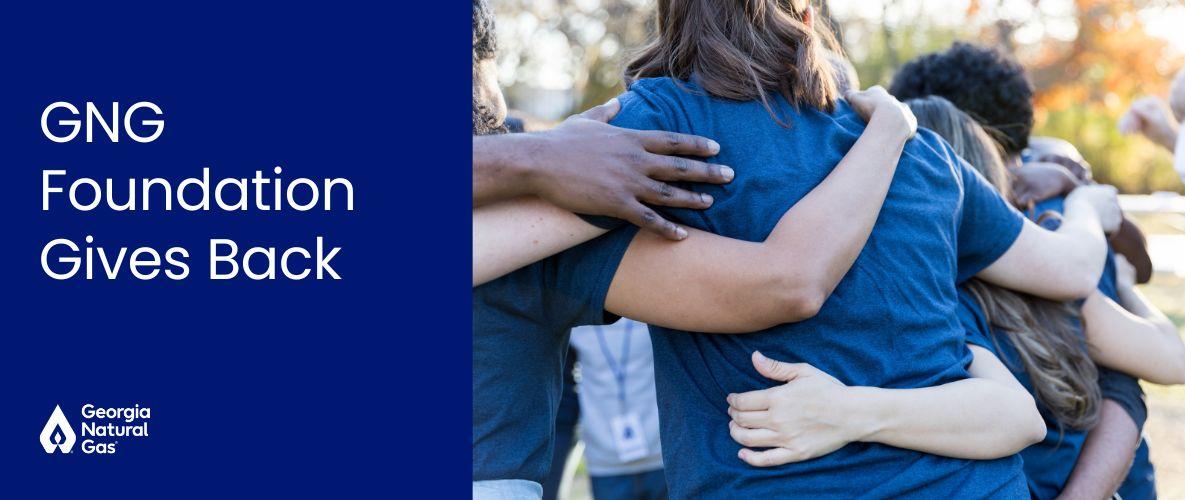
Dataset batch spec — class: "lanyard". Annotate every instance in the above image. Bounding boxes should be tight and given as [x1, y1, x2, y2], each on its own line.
[593, 321, 634, 413]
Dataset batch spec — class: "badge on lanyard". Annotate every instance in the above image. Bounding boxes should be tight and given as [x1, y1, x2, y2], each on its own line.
[610, 411, 649, 462]
[595, 321, 649, 462]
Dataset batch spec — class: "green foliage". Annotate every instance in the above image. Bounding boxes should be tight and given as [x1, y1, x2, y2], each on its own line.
[1038, 107, 1184, 193]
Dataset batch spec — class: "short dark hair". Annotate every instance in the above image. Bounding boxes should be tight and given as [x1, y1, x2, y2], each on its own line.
[889, 42, 1034, 156]
[473, 0, 497, 63]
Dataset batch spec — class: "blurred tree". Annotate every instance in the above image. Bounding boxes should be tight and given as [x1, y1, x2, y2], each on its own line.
[493, 0, 654, 119]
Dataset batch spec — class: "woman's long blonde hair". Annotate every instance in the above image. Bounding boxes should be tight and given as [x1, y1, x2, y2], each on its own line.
[908, 96, 1101, 430]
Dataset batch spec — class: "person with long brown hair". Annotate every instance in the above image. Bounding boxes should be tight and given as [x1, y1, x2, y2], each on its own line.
[604, 0, 1126, 497]
[737, 95, 1185, 499]
[910, 96, 1105, 498]
[907, 96, 1185, 499]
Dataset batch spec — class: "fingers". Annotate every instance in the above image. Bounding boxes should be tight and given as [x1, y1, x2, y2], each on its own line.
[727, 407, 768, 428]
[726, 390, 769, 412]
[752, 351, 807, 382]
[624, 202, 688, 241]
[738, 447, 799, 467]
[647, 154, 735, 184]
[729, 421, 780, 448]
[636, 178, 715, 210]
[579, 98, 621, 123]
[635, 130, 721, 157]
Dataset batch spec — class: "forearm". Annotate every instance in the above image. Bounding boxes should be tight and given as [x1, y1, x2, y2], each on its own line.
[473, 134, 538, 207]
[978, 211, 1106, 301]
[1083, 290, 1185, 384]
[606, 229, 792, 332]
[1058, 399, 1140, 500]
[1044, 199, 1108, 295]
[1119, 283, 1176, 331]
[849, 378, 1043, 459]
[473, 197, 606, 286]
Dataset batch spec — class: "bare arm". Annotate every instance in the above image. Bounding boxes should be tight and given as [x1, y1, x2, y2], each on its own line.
[976, 185, 1118, 301]
[1082, 290, 1185, 385]
[476, 87, 917, 334]
[472, 197, 606, 286]
[848, 345, 1044, 459]
[725, 348, 1045, 466]
[606, 88, 915, 332]
[1057, 400, 1140, 500]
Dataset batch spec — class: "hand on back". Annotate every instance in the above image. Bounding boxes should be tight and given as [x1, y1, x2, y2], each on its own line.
[1066, 184, 1122, 234]
[845, 85, 917, 139]
[526, 99, 733, 240]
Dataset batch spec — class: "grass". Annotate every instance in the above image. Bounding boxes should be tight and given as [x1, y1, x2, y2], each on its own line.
[1135, 273, 1185, 498]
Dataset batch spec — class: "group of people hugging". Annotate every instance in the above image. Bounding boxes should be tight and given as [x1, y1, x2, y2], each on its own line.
[472, 0, 1185, 498]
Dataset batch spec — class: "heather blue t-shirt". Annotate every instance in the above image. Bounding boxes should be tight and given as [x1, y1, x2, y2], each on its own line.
[958, 288, 1087, 499]
[612, 77, 1027, 498]
[472, 226, 639, 484]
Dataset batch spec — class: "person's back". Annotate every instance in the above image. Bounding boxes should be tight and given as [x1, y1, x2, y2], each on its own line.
[611, 76, 1028, 498]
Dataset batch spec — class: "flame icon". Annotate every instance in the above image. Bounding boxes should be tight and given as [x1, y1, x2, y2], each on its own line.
[39, 405, 76, 454]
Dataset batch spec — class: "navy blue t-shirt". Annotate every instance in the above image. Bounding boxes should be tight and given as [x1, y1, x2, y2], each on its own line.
[612, 77, 1027, 498]
[472, 226, 639, 484]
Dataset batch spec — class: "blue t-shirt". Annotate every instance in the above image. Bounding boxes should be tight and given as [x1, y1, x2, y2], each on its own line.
[612, 77, 1027, 498]
[957, 288, 1087, 499]
[472, 226, 639, 484]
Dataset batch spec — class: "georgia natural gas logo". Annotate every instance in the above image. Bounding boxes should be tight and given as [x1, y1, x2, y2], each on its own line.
[39, 405, 76, 453]
[39, 403, 151, 455]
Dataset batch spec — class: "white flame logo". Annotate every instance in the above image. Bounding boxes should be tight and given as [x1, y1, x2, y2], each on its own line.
[40, 405, 76, 454]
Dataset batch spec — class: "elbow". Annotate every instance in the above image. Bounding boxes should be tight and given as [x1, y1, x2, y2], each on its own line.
[1012, 390, 1046, 450]
[774, 278, 828, 324]
[1021, 405, 1047, 447]
[1069, 276, 1098, 301]
[1073, 247, 1109, 299]
[1159, 348, 1185, 386]
[790, 287, 827, 321]
[1055, 269, 1099, 301]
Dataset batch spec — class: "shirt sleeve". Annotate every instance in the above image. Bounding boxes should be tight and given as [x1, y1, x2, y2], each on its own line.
[542, 225, 641, 328]
[577, 214, 626, 230]
[954, 154, 1026, 283]
[1097, 366, 1148, 431]
[956, 288, 997, 353]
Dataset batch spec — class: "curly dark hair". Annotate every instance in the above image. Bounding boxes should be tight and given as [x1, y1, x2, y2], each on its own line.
[473, 0, 497, 63]
[889, 42, 1034, 156]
